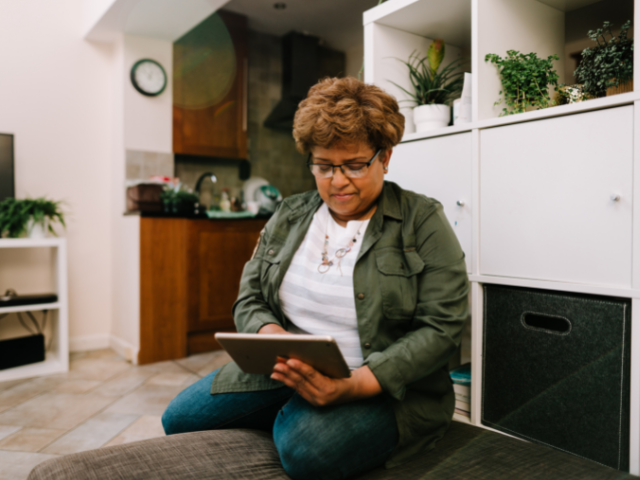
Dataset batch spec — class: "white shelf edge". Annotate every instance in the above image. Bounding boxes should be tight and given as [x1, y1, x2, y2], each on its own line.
[478, 92, 639, 130]
[0, 237, 66, 248]
[453, 412, 472, 424]
[363, 0, 422, 26]
[0, 353, 67, 382]
[0, 302, 61, 314]
[402, 123, 474, 143]
[400, 92, 639, 144]
[469, 275, 639, 299]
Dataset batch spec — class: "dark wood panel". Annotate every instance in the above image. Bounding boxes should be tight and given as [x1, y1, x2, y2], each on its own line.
[187, 219, 266, 333]
[139, 218, 189, 364]
[187, 328, 236, 355]
[173, 10, 248, 159]
[140, 217, 266, 363]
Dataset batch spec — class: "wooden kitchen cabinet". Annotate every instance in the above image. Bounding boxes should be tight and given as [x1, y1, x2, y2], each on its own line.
[173, 10, 248, 159]
[139, 217, 266, 364]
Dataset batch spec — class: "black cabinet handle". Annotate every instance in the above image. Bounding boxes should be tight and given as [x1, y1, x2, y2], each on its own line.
[521, 312, 571, 335]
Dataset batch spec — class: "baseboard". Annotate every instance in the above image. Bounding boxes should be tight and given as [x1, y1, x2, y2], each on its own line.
[109, 335, 139, 365]
[69, 334, 110, 352]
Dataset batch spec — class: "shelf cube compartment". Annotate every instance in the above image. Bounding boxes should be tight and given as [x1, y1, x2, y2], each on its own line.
[478, 0, 634, 120]
[364, 0, 472, 134]
[482, 284, 631, 471]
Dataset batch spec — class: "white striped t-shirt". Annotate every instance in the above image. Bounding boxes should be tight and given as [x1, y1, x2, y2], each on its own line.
[279, 203, 370, 370]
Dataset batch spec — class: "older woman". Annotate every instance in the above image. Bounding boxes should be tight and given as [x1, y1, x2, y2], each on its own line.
[162, 77, 469, 480]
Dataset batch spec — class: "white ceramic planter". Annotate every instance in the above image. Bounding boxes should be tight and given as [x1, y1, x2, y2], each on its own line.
[413, 104, 451, 132]
[26, 217, 48, 239]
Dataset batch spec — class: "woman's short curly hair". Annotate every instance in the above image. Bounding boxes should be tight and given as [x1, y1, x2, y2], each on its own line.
[293, 77, 405, 154]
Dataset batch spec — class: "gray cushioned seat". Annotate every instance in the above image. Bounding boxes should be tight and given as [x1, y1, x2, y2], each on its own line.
[28, 422, 638, 480]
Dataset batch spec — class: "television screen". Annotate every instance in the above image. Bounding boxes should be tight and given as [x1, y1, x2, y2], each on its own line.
[0, 134, 14, 200]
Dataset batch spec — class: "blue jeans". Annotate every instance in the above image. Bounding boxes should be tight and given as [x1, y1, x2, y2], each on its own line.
[162, 369, 399, 480]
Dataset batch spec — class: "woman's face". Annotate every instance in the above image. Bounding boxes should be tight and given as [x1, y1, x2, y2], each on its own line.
[310, 143, 392, 224]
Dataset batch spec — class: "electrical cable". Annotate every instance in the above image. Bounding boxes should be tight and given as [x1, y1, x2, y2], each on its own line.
[26, 311, 42, 334]
[17, 312, 37, 335]
[41, 309, 48, 334]
[42, 310, 53, 351]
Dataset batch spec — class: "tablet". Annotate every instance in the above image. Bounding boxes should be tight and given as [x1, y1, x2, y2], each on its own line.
[214, 333, 351, 379]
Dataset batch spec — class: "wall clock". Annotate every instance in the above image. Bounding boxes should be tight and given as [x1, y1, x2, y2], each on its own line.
[130, 59, 167, 97]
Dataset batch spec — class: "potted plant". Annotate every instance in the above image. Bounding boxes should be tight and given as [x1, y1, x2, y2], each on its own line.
[160, 187, 199, 214]
[0, 197, 66, 238]
[485, 50, 559, 116]
[574, 20, 633, 98]
[393, 39, 467, 131]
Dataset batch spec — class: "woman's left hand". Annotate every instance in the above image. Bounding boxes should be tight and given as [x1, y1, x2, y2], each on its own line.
[271, 358, 382, 407]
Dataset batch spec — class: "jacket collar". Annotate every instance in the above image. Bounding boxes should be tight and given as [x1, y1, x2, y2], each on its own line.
[286, 191, 323, 223]
[379, 181, 403, 221]
[286, 181, 402, 224]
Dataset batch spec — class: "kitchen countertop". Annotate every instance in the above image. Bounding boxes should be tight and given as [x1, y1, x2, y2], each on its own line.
[137, 211, 272, 220]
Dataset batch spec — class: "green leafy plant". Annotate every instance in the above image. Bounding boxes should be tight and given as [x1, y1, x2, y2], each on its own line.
[0, 197, 66, 238]
[574, 20, 633, 98]
[485, 50, 560, 116]
[160, 187, 199, 213]
[392, 39, 467, 106]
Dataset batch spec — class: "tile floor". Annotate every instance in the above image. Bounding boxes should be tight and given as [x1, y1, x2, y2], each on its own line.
[0, 348, 232, 480]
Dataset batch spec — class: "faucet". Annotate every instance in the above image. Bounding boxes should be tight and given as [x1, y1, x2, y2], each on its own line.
[194, 172, 218, 215]
[195, 172, 218, 195]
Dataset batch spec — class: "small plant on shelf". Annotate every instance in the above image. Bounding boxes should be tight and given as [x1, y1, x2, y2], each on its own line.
[392, 39, 467, 131]
[485, 50, 560, 116]
[574, 20, 633, 98]
[0, 197, 66, 238]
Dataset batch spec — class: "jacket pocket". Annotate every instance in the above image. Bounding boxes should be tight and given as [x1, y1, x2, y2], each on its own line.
[260, 243, 285, 301]
[375, 247, 425, 320]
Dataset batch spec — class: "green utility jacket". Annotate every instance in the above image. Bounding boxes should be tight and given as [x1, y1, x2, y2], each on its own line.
[211, 181, 470, 468]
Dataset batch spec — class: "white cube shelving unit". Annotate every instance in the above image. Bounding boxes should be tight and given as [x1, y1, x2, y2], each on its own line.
[0, 238, 69, 381]
[365, 0, 640, 474]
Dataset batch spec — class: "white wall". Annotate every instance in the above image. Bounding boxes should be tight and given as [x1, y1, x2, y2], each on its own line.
[123, 35, 173, 153]
[109, 34, 172, 363]
[0, 0, 114, 347]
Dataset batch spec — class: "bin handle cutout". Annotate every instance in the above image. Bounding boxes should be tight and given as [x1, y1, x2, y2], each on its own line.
[521, 311, 571, 336]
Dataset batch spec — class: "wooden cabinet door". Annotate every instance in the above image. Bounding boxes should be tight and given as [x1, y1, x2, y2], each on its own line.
[187, 219, 266, 333]
[387, 133, 472, 272]
[480, 106, 633, 287]
[173, 10, 247, 159]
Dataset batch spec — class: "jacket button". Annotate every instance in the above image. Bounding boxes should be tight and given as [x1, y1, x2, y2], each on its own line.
[400, 264, 404, 269]
[364, 343, 371, 349]
[357, 293, 365, 300]
[268, 249, 275, 255]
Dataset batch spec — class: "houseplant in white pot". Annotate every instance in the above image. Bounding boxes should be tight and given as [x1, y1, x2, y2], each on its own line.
[0, 197, 66, 238]
[393, 39, 466, 132]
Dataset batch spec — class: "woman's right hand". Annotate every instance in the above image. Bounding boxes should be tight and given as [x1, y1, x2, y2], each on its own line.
[257, 323, 292, 335]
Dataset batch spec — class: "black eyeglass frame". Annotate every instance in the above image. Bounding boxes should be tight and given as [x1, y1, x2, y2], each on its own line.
[306, 149, 383, 178]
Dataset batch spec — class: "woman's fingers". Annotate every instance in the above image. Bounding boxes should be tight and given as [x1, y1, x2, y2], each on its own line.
[285, 359, 319, 382]
[271, 361, 322, 396]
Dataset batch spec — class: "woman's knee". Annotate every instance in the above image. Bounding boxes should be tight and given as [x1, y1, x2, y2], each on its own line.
[273, 411, 330, 480]
[161, 369, 219, 435]
[275, 436, 326, 480]
[161, 395, 185, 435]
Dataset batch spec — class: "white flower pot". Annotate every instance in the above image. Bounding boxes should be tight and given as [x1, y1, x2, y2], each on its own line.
[413, 104, 451, 132]
[26, 217, 48, 239]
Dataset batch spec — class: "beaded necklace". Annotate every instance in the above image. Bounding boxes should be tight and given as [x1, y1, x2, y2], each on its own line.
[318, 214, 364, 275]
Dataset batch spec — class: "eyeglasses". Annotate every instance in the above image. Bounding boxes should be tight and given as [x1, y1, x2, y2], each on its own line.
[307, 149, 382, 179]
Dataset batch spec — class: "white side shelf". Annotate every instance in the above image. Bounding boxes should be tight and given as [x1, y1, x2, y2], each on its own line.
[0, 303, 61, 315]
[0, 238, 69, 381]
[364, 0, 640, 473]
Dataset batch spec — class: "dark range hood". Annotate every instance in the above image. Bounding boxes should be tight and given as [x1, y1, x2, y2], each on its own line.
[264, 32, 346, 131]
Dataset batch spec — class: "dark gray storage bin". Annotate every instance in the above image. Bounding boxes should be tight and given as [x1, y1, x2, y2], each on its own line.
[482, 284, 631, 471]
